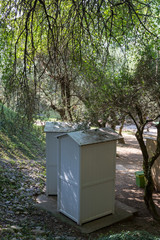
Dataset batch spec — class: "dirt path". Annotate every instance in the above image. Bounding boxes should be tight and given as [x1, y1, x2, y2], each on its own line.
[116, 133, 145, 216]
[95, 132, 160, 237]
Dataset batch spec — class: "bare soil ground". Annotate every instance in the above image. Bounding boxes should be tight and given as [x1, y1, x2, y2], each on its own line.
[1, 131, 160, 239]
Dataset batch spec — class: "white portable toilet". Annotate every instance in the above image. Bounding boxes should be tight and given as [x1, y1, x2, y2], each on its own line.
[44, 122, 78, 195]
[57, 128, 121, 225]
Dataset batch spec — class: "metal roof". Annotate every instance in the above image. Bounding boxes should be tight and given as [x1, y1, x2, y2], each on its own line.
[44, 121, 77, 133]
[58, 127, 121, 146]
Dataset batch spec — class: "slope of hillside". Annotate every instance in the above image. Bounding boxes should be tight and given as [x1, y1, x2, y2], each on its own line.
[0, 105, 45, 160]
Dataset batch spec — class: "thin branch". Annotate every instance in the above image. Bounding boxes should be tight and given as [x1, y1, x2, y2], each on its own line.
[126, 0, 158, 37]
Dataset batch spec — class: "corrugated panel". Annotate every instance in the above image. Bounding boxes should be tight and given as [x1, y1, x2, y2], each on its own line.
[44, 121, 76, 133]
[46, 166, 57, 195]
[46, 132, 60, 195]
[81, 141, 116, 184]
[59, 180, 78, 222]
[80, 141, 116, 223]
[58, 136, 80, 222]
[58, 128, 121, 146]
[45, 121, 79, 195]
[81, 180, 115, 223]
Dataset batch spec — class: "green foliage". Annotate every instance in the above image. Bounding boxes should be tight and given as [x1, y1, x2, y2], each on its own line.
[98, 231, 160, 240]
[0, 104, 45, 160]
[0, 161, 21, 192]
[0, 0, 159, 122]
[81, 43, 160, 127]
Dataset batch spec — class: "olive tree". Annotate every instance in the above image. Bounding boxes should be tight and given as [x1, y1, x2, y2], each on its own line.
[112, 47, 160, 220]
[76, 44, 160, 219]
[0, 0, 157, 121]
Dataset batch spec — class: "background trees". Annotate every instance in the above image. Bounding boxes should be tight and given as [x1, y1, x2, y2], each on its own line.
[0, 0, 158, 121]
[0, 0, 160, 220]
[105, 46, 160, 219]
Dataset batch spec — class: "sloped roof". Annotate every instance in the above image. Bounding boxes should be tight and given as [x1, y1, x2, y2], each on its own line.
[58, 127, 121, 146]
[44, 121, 77, 133]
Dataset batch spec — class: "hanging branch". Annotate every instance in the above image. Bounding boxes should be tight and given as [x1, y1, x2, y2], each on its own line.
[1, 0, 159, 123]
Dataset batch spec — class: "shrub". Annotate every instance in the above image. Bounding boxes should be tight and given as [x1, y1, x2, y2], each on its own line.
[98, 231, 160, 240]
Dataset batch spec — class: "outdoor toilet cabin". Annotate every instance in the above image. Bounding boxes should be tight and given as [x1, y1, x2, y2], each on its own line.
[57, 128, 121, 225]
[44, 121, 78, 195]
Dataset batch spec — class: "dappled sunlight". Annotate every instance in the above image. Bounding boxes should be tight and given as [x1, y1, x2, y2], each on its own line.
[116, 164, 142, 176]
[116, 134, 144, 174]
[153, 193, 160, 209]
[115, 132, 160, 217]
[128, 197, 144, 203]
[117, 146, 142, 156]
[123, 188, 143, 194]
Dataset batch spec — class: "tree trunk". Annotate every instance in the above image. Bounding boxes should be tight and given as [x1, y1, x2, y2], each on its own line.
[50, 103, 67, 121]
[65, 78, 73, 122]
[144, 168, 160, 221]
[118, 118, 125, 144]
[135, 129, 160, 221]
[60, 76, 73, 122]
